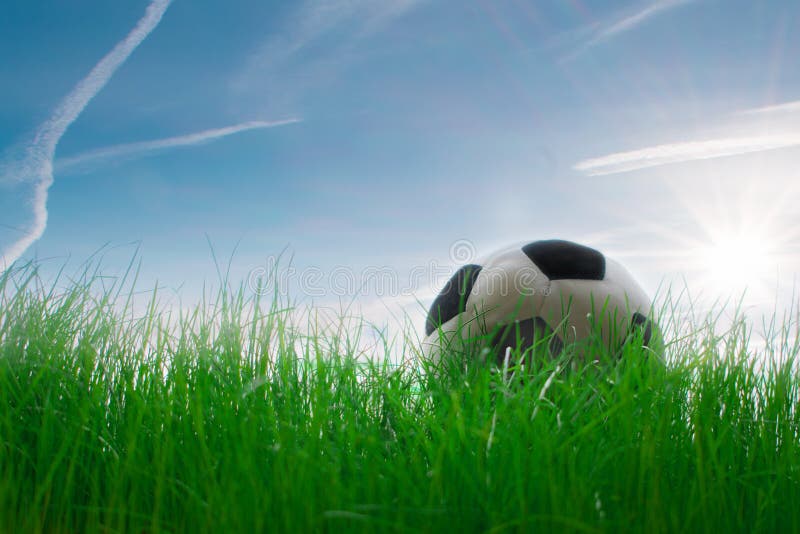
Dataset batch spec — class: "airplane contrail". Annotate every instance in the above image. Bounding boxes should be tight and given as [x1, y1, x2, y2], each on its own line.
[56, 119, 301, 172]
[737, 100, 800, 116]
[561, 0, 693, 62]
[573, 133, 800, 176]
[0, 0, 172, 269]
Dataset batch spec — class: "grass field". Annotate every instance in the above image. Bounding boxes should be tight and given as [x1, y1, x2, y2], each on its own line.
[1, 263, 799, 533]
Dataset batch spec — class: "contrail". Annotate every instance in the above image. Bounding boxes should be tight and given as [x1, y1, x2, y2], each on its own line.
[595, 0, 690, 41]
[737, 100, 800, 116]
[562, 0, 693, 62]
[0, 0, 172, 269]
[233, 0, 425, 93]
[56, 119, 301, 172]
[574, 133, 800, 176]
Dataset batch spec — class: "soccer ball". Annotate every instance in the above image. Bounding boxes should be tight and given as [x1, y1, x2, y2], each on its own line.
[422, 239, 655, 367]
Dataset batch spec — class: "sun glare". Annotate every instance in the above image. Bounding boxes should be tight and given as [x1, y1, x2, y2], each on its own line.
[699, 231, 775, 296]
[649, 167, 798, 306]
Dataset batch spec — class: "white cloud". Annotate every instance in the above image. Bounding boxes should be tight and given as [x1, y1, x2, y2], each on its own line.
[56, 119, 301, 172]
[574, 133, 800, 176]
[0, 0, 172, 269]
[563, 0, 694, 61]
[598, 0, 690, 40]
[737, 100, 800, 116]
[232, 0, 424, 94]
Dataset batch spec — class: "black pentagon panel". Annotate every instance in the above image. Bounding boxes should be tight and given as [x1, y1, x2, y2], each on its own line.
[631, 312, 653, 346]
[521, 239, 606, 281]
[425, 264, 483, 336]
[488, 316, 563, 366]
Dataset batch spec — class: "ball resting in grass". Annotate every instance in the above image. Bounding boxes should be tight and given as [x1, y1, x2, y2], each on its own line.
[422, 239, 656, 369]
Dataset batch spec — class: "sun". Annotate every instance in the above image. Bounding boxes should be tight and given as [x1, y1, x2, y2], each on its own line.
[650, 169, 795, 304]
[697, 230, 776, 297]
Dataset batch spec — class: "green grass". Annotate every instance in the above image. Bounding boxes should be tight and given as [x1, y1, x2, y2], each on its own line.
[1, 262, 799, 533]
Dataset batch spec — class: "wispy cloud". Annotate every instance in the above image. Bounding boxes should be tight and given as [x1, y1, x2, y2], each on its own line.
[737, 100, 800, 116]
[574, 133, 800, 176]
[0, 0, 172, 269]
[56, 119, 301, 172]
[563, 0, 694, 61]
[232, 0, 424, 97]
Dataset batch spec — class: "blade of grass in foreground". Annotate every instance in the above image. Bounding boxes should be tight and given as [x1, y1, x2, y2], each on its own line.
[0, 261, 798, 533]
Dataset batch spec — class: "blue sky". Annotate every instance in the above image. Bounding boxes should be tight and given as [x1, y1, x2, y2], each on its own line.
[2, 0, 799, 335]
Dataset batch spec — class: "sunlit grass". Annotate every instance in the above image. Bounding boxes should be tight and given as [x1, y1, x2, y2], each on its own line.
[1, 261, 799, 533]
